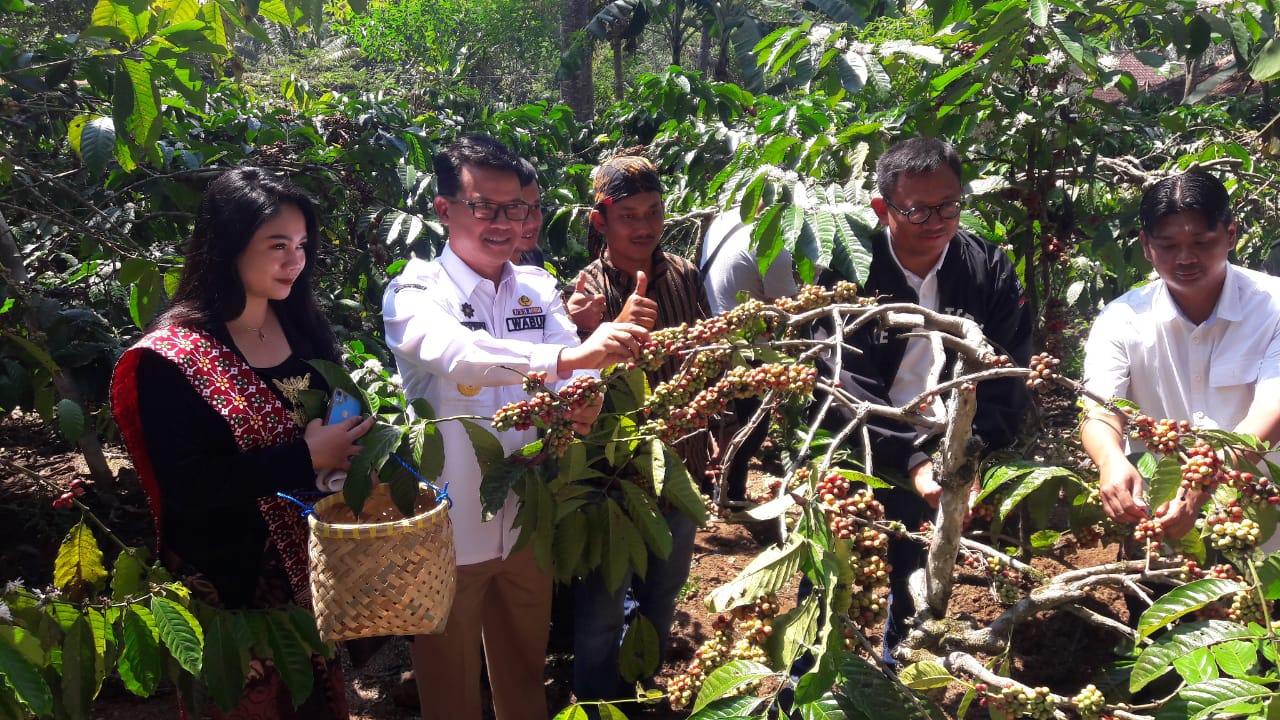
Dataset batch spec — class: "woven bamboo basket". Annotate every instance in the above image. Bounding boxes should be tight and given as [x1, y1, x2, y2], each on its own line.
[307, 482, 455, 642]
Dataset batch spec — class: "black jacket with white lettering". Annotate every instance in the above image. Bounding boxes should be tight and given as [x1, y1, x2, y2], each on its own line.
[815, 228, 1034, 481]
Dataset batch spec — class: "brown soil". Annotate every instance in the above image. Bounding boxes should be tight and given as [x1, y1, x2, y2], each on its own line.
[0, 413, 1132, 719]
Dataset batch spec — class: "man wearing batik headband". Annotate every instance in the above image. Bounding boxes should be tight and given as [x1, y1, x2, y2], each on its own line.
[566, 154, 713, 703]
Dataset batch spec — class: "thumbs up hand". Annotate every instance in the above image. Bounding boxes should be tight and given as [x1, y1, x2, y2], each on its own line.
[567, 272, 607, 333]
[616, 271, 658, 330]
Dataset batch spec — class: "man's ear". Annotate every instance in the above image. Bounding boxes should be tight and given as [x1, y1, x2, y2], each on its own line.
[870, 197, 890, 225]
[1226, 220, 1239, 245]
[433, 196, 450, 224]
[589, 208, 606, 232]
[1138, 231, 1153, 263]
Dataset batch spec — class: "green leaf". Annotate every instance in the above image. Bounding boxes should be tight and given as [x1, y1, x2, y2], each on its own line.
[1255, 552, 1280, 599]
[119, 58, 161, 147]
[462, 418, 506, 481]
[899, 660, 955, 690]
[0, 633, 52, 716]
[54, 520, 108, 592]
[480, 458, 529, 522]
[552, 706, 590, 720]
[55, 398, 84, 443]
[1027, 0, 1047, 26]
[796, 692, 846, 720]
[635, 439, 666, 497]
[838, 653, 945, 720]
[740, 493, 796, 521]
[1172, 645, 1218, 684]
[266, 613, 314, 707]
[605, 499, 644, 589]
[61, 615, 96, 718]
[88, 0, 146, 42]
[553, 510, 588, 582]
[996, 466, 1078, 521]
[619, 614, 659, 682]
[152, 596, 204, 676]
[1181, 678, 1270, 720]
[411, 419, 445, 480]
[1137, 579, 1242, 640]
[118, 606, 161, 697]
[111, 548, 150, 601]
[287, 605, 332, 659]
[1148, 456, 1183, 512]
[1252, 38, 1280, 82]
[1213, 639, 1258, 678]
[693, 659, 775, 712]
[1131, 620, 1254, 691]
[344, 421, 402, 517]
[661, 445, 708, 526]
[306, 360, 368, 412]
[708, 536, 808, 612]
[202, 612, 249, 712]
[690, 695, 766, 718]
[767, 594, 819, 669]
[620, 479, 672, 560]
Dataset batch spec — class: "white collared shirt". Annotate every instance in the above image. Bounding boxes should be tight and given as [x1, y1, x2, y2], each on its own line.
[382, 246, 586, 565]
[1083, 264, 1280, 438]
[887, 239, 949, 418]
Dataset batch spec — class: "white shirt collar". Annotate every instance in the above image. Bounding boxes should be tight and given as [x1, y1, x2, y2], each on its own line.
[1151, 264, 1239, 325]
[439, 244, 513, 298]
[886, 228, 949, 286]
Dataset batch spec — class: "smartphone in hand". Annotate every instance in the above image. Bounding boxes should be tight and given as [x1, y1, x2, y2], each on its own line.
[325, 388, 361, 425]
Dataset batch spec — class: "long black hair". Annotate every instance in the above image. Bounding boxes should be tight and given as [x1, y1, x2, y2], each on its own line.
[154, 166, 338, 360]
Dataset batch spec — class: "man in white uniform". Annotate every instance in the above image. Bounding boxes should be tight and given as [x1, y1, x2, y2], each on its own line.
[382, 135, 648, 720]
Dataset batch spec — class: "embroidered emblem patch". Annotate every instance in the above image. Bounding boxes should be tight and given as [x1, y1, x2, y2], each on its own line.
[461, 302, 475, 318]
[458, 384, 482, 397]
[518, 295, 532, 307]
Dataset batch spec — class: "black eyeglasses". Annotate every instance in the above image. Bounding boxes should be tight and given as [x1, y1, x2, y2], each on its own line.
[448, 197, 533, 221]
[883, 198, 965, 225]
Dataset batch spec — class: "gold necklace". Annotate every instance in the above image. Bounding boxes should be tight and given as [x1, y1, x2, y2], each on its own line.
[238, 322, 267, 342]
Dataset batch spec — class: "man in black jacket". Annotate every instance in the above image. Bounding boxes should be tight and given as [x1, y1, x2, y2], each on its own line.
[816, 136, 1033, 663]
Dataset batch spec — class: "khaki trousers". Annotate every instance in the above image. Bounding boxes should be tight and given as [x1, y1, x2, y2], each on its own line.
[411, 547, 552, 720]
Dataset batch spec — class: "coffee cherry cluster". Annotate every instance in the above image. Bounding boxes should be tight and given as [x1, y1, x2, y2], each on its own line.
[1073, 523, 1105, 549]
[491, 375, 604, 456]
[1131, 415, 1190, 454]
[668, 595, 779, 710]
[1025, 353, 1060, 390]
[983, 685, 1056, 719]
[1228, 588, 1266, 626]
[1180, 441, 1225, 492]
[521, 371, 548, 394]
[772, 281, 863, 315]
[987, 555, 1026, 604]
[1071, 684, 1106, 719]
[1204, 503, 1262, 550]
[643, 363, 817, 444]
[51, 479, 89, 509]
[814, 472, 892, 626]
[1132, 518, 1163, 543]
[645, 349, 730, 411]
[1230, 470, 1280, 506]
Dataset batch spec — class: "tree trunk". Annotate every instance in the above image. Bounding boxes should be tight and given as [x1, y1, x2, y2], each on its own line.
[0, 208, 27, 284]
[559, 0, 594, 122]
[612, 36, 624, 101]
[698, 20, 712, 74]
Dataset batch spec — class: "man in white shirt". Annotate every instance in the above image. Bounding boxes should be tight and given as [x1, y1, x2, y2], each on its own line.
[699, 210, 798, 501]
[382, 135, 649, 720]
[1082, 169, 1280, 540]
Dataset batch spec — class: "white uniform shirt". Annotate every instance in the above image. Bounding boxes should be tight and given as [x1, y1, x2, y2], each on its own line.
[700, 211, 798, 315]
[1084, 264, 1280, 440]
[383, 246, 583, 565]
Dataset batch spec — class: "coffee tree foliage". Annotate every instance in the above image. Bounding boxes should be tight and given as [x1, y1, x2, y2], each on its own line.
[4, 0, 1280, 715]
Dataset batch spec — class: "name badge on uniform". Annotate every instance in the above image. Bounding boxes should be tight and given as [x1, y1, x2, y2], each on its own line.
[461, 321, 487, 331]
[506, 313, 546, 332]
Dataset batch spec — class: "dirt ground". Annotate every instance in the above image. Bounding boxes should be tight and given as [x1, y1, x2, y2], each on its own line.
[1, 411, 1131, 719]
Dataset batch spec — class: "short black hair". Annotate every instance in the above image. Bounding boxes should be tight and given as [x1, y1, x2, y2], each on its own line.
[1139, 169, 1232, 235]
[516, 157, 538, 188]
[433, 135, 523, 198]
[875, 137, 962, 200]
